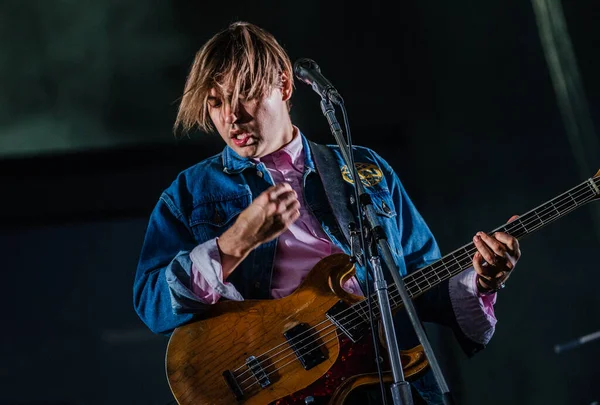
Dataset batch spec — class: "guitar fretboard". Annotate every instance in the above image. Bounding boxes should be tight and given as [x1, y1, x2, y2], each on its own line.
[340, 175, 600, 323]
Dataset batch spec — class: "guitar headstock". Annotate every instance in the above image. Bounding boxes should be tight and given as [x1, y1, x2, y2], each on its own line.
[592, 170, 600, 199]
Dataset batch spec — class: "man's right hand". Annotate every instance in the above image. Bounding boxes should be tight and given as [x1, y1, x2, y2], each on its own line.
[217, 183, 300, 279]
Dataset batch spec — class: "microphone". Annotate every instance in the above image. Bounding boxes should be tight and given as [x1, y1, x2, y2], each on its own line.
[293, 58, 343, 105]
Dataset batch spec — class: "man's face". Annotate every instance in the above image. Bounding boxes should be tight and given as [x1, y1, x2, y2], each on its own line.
[208, 74, 293, 159]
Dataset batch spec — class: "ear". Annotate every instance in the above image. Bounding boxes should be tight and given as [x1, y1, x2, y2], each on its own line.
[280, 72, 293, 102]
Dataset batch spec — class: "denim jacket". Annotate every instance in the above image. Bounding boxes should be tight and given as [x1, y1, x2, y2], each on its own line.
[133, 134, 484, 403]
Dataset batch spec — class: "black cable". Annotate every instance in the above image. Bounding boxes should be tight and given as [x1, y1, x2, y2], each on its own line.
[339, 100, 389, 405]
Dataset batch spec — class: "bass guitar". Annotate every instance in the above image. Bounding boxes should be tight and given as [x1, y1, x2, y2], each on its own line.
[166, 170, 600, 405]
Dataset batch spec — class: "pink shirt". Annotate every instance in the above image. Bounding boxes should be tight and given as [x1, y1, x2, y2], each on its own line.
[254, 131, 363, 298]
[188, 129, 497, 345]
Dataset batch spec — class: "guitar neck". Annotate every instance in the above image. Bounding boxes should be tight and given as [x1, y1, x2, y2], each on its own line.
[355, 175, 600, 316]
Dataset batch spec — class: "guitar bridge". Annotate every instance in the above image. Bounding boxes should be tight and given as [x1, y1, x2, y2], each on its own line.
[222, 369, 244, 400]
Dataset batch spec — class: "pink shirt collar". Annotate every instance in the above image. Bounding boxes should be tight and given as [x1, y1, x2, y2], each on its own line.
[253, 126, 303, 167]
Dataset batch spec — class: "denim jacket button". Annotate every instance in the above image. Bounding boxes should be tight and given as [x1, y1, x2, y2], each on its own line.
[382, 201, 392, 215]
[257, 170, 263, 178]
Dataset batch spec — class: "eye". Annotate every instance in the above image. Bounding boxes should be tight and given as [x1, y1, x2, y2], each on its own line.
[208, 98, 222, 108]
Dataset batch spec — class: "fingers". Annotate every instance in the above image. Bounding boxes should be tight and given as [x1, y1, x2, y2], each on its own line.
[472, 215, 521, 290]
[264, 182, 294, 203]
[493, 231, 521, 261]
[473, 236, 520, 291]
[473, 232, 505, 267]
[280, 201, 301, 224]
[277, 195, 300, 221]
[235, 183, 301, 248]
[473, 251, 508, 286]
[275, 188, 299, 214]
[498, 214, 521, 259]
[472, 251, 496, 279]
[472, 251, 485, 278]
[476, 271, 504, 291]
[261, 183, 300, 223]
[258, 183, 294, 209]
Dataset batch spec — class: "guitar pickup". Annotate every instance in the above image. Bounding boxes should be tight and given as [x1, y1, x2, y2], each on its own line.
[283, 323, 327, 370]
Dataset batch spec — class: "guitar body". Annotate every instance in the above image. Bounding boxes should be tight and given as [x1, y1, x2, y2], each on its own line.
[166, 254, 428, 405]
[166, 171, 600, 404]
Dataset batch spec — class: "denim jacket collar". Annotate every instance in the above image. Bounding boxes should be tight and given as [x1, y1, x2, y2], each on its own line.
[221, 131, 317, 174]
[300, 133, 317, 173]
[221, 145, 256, 174]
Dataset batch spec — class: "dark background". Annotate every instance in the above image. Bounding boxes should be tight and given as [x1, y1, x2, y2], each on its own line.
[1, 1, 599, 404]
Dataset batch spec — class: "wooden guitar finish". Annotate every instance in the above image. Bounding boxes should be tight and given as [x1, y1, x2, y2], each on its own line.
[166, 254, 427, 405]
[166, 170, 600, 404]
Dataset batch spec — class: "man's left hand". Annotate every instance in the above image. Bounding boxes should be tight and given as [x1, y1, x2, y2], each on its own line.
[472, 215, 522, 294]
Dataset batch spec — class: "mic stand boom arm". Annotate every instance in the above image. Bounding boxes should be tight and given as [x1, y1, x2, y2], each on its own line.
[319, 96, 454, 405]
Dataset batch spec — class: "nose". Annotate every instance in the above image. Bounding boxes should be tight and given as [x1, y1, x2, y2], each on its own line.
[223, 102, 238, 125]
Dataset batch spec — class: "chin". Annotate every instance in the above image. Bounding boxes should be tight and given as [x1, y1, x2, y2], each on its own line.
[234, 146, 259, 158]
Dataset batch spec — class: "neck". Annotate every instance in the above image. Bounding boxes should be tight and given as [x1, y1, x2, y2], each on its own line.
[258, 123, 296, 158]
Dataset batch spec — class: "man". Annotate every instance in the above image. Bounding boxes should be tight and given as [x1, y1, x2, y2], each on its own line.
[133, 21, 521, 404]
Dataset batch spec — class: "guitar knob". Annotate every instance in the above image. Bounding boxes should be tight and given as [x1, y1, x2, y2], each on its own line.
[304, 396, 315, 404]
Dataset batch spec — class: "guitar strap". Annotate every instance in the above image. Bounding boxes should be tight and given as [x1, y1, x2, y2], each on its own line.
[308, 141, 363, 266]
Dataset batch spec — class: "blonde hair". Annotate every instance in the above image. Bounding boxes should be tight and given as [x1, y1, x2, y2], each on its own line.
[174, 21, 293, 134]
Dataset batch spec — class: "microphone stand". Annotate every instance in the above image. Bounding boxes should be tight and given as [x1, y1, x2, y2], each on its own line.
[554, 330, 600, 353]
[319, 96, 455, 405]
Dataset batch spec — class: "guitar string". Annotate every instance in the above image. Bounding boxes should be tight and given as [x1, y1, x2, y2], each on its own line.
[232, 179, 598, 389]
[236, 325, 344, 390]
[388, 197, 593, 305]
[384, 180, 598, 312]
[236, 179, 599, 393]
[232, 179, 598, 388]
[244, 176, 599, 371]
[236, 180, 599, 393]
[239, 165, 581, 394]
[401, 178, 599, 295]
[232, 178, 599, 392]
[403, 177, 600, 293]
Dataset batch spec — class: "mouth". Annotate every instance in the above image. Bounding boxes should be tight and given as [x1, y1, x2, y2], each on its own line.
[230, 131, 254, 147]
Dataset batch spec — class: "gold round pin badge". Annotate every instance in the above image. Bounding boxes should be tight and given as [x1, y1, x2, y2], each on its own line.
[341, 163, 383, 187]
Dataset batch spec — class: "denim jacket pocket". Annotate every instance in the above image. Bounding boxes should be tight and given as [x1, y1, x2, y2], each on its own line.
[188, 193, 251, 241]
[368, 190, 403, 264]
[369, 191, 397, 218]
